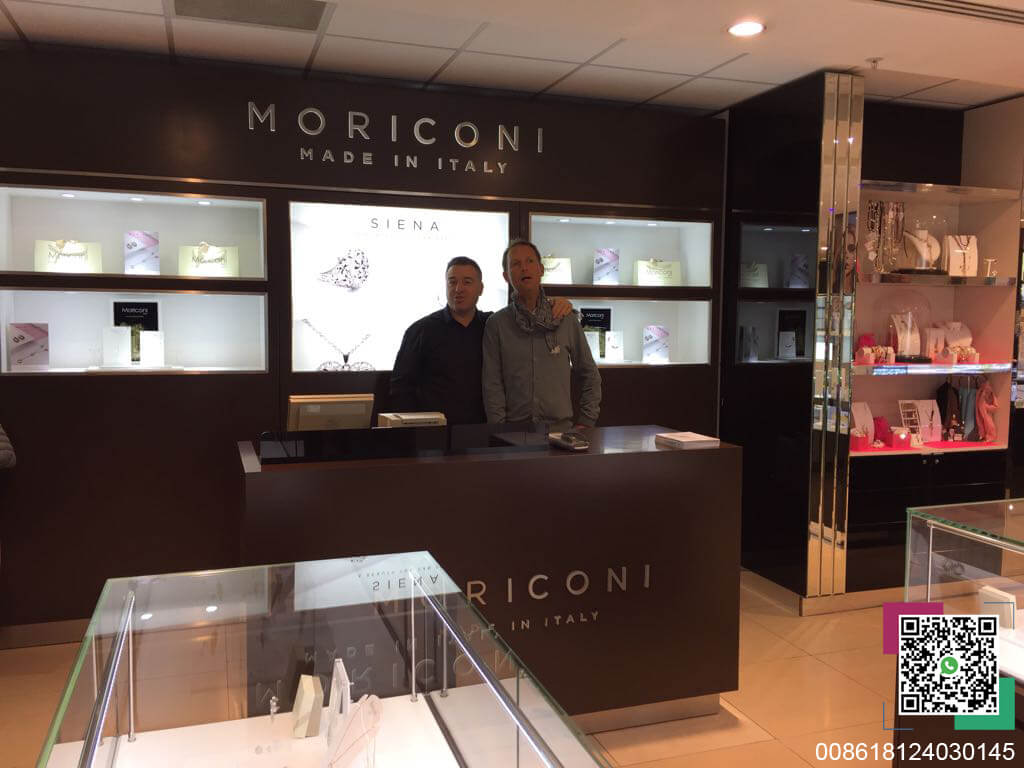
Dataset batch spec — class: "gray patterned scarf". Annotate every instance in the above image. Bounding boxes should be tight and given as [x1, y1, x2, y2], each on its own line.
[510, 288, 560, 334]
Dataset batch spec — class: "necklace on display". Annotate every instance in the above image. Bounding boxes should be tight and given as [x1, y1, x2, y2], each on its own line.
[192, 241, 227, 266]
[301, 319, 374, 371]
[954, 235, 972, 274]
[47, 239, 88, 264]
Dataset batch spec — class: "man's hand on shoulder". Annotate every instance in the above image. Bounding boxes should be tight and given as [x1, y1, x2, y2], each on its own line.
[550, 296, 574, 321]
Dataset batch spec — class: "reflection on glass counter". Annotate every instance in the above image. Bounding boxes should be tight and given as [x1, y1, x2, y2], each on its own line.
[0, 186, 266, 278]
[906, 501, 1024, 687]
[37, 552, 609, 768]
[0, 289, 267, 373]
[564, 298, 710, 365]
[530, 214, 712, 287]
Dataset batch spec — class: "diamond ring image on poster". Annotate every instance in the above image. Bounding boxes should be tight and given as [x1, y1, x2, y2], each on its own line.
[290, 202, 509, 372]
[124, 231, 160, 275]
[642, 324, 670, 363]
[6, 323, 49, 369]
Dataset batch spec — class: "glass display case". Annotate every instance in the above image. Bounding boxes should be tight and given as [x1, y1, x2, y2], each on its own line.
[0, 187, 266, 279]
[850, 182, 1020, 456]
[0, 184, 269, 375]
[38, 551, 608, 768]
[291, 201, 510, 373]
[1, 289, 267, 373]
[530, 214, 712, 288]
[906, 500, 1024, 686]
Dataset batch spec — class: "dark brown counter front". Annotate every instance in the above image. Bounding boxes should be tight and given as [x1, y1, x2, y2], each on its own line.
[240, 425, 741, 723]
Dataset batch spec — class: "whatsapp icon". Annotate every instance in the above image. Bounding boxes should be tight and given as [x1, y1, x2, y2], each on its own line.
[940, 656, 960, 676]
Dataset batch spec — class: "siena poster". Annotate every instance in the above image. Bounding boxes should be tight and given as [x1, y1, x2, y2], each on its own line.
[290, 202, 509, 372]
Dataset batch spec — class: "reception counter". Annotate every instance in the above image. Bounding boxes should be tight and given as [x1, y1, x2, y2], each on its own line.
[238, 425, 741, 730]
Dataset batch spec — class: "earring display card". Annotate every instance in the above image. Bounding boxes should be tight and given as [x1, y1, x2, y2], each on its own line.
[113, 301, 159, 363]
[593, 247, 620, 285]
[124, 231, 160, 275]
[102, 326, 132, 367]
[7, 322, 49, 369]
[139, 330, 165, 368]
[604, 330, 624, 362]
[33, 240, 102, 273]
[634, 258, 682, 286]
[642, 324, 670, 363]
[178, 243, 239, 277]
[778, 331, 797, 359]
[540, 256, 573, 284]
[776, 309, 807, 358]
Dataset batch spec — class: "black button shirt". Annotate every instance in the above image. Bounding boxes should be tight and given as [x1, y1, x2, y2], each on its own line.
[389, 307, 492, 425]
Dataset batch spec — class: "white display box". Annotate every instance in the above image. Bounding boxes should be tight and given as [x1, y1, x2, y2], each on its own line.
[102, 326, 132, 367]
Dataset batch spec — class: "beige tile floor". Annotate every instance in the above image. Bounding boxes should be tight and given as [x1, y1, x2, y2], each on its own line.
[0, 579, 895, 768]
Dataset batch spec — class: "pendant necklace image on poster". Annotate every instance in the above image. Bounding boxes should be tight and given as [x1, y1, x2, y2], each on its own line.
[301, 319, 374, 371]
[319, 248, 370, 290]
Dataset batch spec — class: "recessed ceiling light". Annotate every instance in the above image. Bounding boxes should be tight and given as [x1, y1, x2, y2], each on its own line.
[197, 200, 212, 206]
[61, 193, 75, 198]
[130, 196, 144, 202]
[801, 228, 811, 232]
[763, 227, 774, 231]
[647, 222, 657, 227]
[558, 218, 570, 223]
[140, 613, 153, 621]
[605, 220, 615, 225]
[205, 605, 218, 613]
[728, 20, 764, 37]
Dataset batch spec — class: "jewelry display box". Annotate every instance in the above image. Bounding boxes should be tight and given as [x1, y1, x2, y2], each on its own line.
[36, 552, 607, 768]
[0, 185, 268, 375]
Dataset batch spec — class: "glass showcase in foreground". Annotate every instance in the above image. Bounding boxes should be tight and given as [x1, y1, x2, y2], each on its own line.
[38, 552, 607, 768]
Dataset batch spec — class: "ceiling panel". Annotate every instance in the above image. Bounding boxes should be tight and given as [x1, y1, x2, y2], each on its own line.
[546, 64, 686, 102]
[890, 97, 964, 110]
[591, 38, 734, 76]
[7, 1, 167, 53]
[436, 51, 576, 92]
[172, 17, 316, 68]
[852, 67, 953, 98]
[652, 76, 774, 110]
[327, 0, 480, 48]
[909, 79, 1023, 106]
[468, 22, 619, 63]
[23, 0, 164, 12]
[710, 52, 853, 85]
[315, 36, 453, 81]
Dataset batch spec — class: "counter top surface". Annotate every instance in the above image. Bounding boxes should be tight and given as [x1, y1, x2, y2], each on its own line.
[241, 425, 733, 473]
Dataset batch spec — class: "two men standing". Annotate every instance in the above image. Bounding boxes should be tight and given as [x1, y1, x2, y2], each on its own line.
[390, 241, 601, 430]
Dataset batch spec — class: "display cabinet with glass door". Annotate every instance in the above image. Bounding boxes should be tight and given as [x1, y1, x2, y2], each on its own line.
[0, 185, 268, 374]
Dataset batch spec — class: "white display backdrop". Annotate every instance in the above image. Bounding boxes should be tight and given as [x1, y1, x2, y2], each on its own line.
[0, 187, 265, 278]
[565, 298, 710, 364]
[291, 202, 509, 372]
[0, 290, 267, 372]
[531, 215, 712, 287]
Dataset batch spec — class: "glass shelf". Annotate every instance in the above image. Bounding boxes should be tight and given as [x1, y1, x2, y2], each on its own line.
[1, 289, 267, 374]
[0, 186, 266, 279]
[860, 180, 1021, 204]
[852, 362, 1012, 376]
[859, 273, 1016, 287]
[851, 442, 1007, 458]
[530, 213, 712, 288]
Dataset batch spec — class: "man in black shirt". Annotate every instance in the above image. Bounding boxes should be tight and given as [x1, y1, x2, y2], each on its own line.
[390, 256, 572, 424]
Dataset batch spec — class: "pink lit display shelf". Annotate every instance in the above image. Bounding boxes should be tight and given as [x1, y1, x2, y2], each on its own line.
[850, 441, 1007, 458]
[851, 362, 1012, 377]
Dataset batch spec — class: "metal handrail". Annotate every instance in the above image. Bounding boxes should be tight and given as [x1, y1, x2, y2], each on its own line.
[411, 578, 565, 768]
[77, 591, 134, 768]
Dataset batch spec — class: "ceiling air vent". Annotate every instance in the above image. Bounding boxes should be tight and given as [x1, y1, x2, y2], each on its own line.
[869, 0, 1024, 26]
[174, 0, 328, 32]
